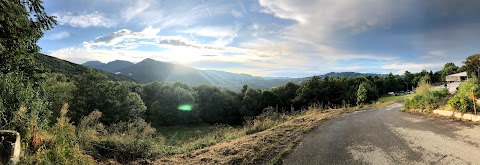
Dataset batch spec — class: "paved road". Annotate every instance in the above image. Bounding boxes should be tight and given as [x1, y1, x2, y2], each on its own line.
[284, 103, 480, 164]
[434, 81, 462, 94]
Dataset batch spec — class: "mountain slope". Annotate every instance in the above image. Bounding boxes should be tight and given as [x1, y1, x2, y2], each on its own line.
[82, 60, 134, 73]
[35, 54, 134, 82]
[116, 58, 222, 84]
[83, 60, 104, 67]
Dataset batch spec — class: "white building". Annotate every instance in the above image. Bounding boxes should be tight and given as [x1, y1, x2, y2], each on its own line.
[445, 71, 468, 82]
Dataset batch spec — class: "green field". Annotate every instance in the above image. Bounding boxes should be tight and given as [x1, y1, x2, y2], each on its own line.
[157, 123, 222, 145]
[378, 94, 414, 103]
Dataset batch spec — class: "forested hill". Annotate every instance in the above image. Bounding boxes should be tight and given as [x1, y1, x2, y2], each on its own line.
[34, 53, 134, 82]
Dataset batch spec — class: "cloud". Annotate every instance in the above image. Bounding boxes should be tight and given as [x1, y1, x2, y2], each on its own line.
[231, 10, 244, 18]
[44, 31, 70, 40]
[180, 25, 240, 47]
[382, 62, 444, 74]
[53, 11, 117, 28]
[259, 0, 408, 38]
[428, 50, 448, 57]
[121, 0, 153, 21]
[83, 26, 161, 48]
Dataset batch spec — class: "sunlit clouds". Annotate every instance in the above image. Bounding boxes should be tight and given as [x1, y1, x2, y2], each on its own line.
[39, 0, 480, 77]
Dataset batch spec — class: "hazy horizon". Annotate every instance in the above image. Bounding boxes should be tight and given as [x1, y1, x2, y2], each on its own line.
[38, 0, 480, 77]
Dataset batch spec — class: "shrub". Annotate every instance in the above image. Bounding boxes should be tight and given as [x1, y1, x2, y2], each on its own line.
[404, 79, 449, 112]
[448, 78, 480, 113]
[244, 107, 288, 135]
[25, 104, 95, 164]
[77, 111, 163, 163]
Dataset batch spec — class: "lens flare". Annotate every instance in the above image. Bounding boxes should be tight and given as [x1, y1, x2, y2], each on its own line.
[177, 105, 192, 111]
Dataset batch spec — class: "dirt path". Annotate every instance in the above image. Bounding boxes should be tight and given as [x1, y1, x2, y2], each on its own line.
[284, 103, 480, 164]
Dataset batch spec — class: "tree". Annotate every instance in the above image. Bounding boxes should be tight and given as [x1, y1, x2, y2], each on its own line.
[69, 69, 108, 123]
[462, 54, 480, 78]
[41, 73, 76, 121]
[195, 87, 242, 124]
[438, 62, 459, 81]
[357, 83, 367, 106]
[146, 82, 199, 126]
[240, 88, 263, 117]
[99, 81, 146, 124]
[0, 0, 56, 75]
[70, 69, 146, 125]
[294, 76, 325, 106]
[272, 82, 300, 109]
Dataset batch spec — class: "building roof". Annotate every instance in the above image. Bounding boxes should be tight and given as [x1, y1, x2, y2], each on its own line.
[446, 71, 467, 77]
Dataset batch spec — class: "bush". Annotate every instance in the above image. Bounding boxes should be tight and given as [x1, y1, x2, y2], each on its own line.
[404, 79, 449, 112]
[448, 79, 480, 113]
[77, 111, 163, 163]
[24, 104, 95, 164]
[244, 107, 288, 135]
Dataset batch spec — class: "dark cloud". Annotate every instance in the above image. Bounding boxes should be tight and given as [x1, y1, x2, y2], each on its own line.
[94, 29, 131, 43]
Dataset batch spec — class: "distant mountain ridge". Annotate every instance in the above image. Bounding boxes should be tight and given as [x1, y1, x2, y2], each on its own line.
[81, 58, 381, 90]
[320, 72, 380, 78]
[83, 60, 134, 73]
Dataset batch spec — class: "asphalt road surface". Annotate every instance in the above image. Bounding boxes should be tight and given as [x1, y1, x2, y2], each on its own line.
[284, 103, 480, 165]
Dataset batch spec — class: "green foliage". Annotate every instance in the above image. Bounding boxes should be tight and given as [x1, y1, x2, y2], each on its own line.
[194, 85, 242, 124]
[70, 69, 146, 125]
[462, 54, 480, 78]
[438, 62, 459, 81]
[240, 88, 263, 117]
[26, 104, 95, 164]
[142, 82, 199, 126]
[34, 53, 134, 82]
[0, 73, 51, 139]
[271, 82, 300, 109]
[77, 111, 163, 163]
[448, 78, 480, 113]
[404, 79, 449, 112]
[357, 83, 367, 106]
[41, 73, 76, 121]
[0, 0, 55, 75]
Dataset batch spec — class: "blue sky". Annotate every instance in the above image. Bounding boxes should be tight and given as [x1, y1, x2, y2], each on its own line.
[38, 0, 480, 77]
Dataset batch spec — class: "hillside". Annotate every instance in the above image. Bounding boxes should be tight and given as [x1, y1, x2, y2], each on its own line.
[35, 53, 134, 82]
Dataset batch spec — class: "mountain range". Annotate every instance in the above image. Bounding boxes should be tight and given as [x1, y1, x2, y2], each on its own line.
[31, 54, 380, 91]
[81, 58, 380, 90]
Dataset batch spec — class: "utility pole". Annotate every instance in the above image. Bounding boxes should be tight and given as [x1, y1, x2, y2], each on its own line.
[473, 88, 477, 115]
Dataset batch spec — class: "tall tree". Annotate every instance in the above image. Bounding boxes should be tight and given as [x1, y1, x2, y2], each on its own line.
[0, 0, 56, 75]
[462, 54, 480, 78]
[356, 83, 367, 106]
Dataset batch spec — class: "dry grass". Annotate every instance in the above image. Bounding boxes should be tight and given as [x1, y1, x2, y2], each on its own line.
[153, 102, 399, 165]
[155, 110, 335, 164]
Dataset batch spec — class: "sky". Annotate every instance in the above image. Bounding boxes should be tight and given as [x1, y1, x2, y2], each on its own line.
[38, 0, 480, 77]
